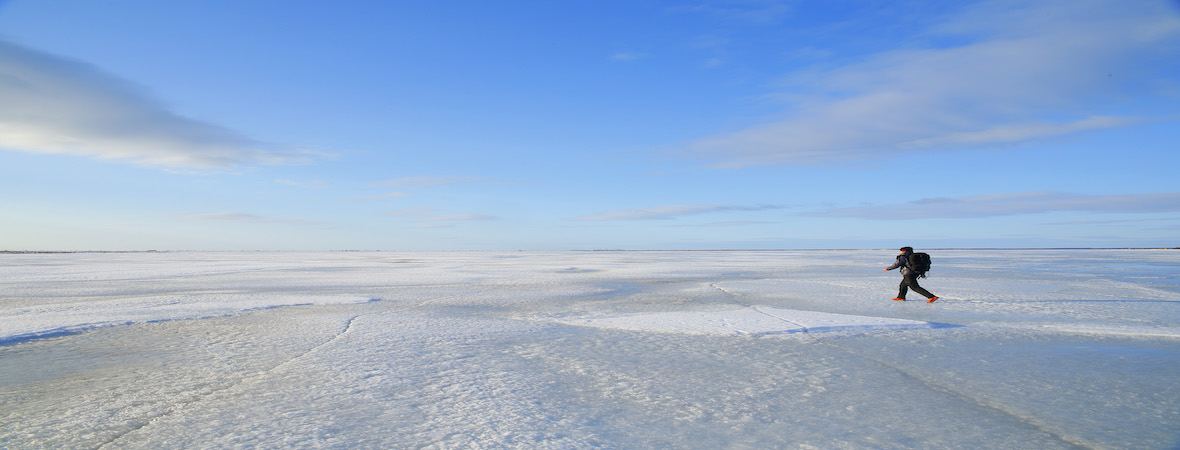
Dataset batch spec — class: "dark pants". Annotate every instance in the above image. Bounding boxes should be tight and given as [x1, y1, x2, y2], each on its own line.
[898, 273, 935, 299]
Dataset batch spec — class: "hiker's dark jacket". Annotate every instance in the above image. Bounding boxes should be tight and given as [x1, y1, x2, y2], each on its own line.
[885, 251, 915, 276]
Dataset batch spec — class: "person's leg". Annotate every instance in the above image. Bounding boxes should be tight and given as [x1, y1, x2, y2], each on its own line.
[905, 273, 935, 299]
[896, 278, 909, 299]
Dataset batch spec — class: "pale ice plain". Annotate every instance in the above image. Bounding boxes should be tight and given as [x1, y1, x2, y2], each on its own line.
[1, 250, 1178, 449]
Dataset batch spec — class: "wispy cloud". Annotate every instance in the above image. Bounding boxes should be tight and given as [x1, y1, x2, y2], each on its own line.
[574, 204, 782, 221]
[356, 192, 411, 201]
[274, 179, 328, 188]
[381, 207, 439, 217]
[810, 192, 1180, 220]
[611, 52, 647, 62]
[673, 0, 793, 24]
[1045, 217, 1180, 226]
[680, 220, 775, 227]
[686, 0, 1180, 167]
[418, 213, 496, 228]
[371, 176, 517, 188]
[380, 207, 496, 228]
[0, 39, 318, 169]
[182, 212, 328, 226]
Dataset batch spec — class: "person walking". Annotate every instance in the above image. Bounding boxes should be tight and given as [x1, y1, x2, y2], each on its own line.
[883, 247, 939, 303]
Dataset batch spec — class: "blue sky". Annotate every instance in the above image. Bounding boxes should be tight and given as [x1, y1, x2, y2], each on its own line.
[1, 0, 1178, 251]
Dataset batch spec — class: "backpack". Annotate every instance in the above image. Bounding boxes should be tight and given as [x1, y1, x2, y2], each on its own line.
[906, 252, 931, 275]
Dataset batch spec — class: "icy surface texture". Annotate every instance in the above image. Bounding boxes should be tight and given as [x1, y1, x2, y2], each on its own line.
[1, 250, 1178, 448]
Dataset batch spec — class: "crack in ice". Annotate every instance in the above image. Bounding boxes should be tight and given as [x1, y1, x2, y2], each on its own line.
[96, 314, 366, 449]
[707, 281, 1090, 447]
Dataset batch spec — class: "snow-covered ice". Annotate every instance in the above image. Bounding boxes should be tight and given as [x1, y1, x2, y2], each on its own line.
[1, 249, 1178, 448]
[560, 306, 934, 336]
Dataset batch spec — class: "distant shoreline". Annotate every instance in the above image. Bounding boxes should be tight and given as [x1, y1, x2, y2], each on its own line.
[3, 248, 1177, 254]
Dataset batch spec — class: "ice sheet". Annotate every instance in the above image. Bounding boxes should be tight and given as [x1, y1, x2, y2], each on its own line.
[559, 306, 934, 335]
[1, 250, 1178, 448]
[0, 293, 376, 343]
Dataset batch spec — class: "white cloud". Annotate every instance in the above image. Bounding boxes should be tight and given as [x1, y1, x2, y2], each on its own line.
[575, 204, 782, 221]
[380, 207, 495, 228]
[899, 116, 1140, 149]
[673, 0, 793, 24]
[686, 0, 1180, 167]
[611, 52, 647, 62]
[275, 179, 329, 188]
[415, 213, 497, 229]
[372, 176, 515, 188]
[357, 192, 411, 201]
[682, 220, 775, 227]
[381, 207, 439, 217]
[0, 39, 315, 169]
[1045, 217, 1180, 226]
[182, 212, 327, 226]
[421, 213, 496, 223]
[810, 191, 1180, 220]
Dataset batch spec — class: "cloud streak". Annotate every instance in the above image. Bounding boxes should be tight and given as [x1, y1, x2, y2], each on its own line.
[673, 1, 793, 25]
[372, 176, 517, 188]
[686, 0, 1180, 167]
[356, 192, 411, 201]
[417, 213, 497, 228]
[810, 192, 1180, 220]
[183, 212, 328, 226]
[381, 207, 496, 228]
[0, 39, 313, 169]
[575, 204, 783, 221]
[275, 179, 329, 188]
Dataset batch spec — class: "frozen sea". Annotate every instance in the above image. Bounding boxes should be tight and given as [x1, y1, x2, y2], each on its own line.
[1, 249, 1178, 448]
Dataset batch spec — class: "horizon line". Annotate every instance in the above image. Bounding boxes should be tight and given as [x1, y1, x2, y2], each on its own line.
[3, 247, 1177, 254]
